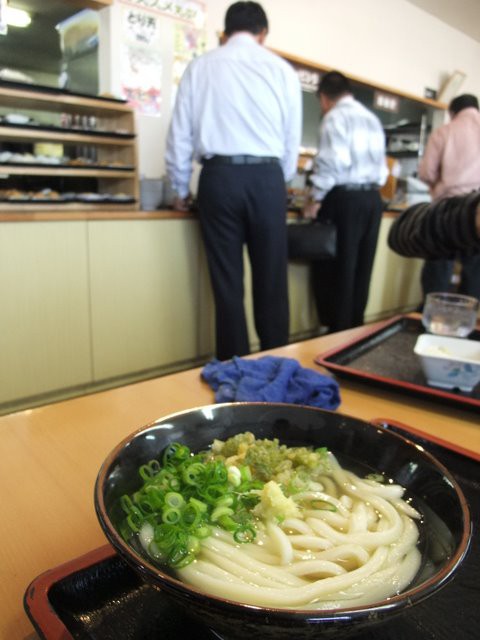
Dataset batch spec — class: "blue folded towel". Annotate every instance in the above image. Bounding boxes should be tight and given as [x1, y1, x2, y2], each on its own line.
[201, 355, 341, 410]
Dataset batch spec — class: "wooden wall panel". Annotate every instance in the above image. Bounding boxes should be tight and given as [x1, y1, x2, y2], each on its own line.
[0, 221, 92, 403]
[87, 219, 204, 379]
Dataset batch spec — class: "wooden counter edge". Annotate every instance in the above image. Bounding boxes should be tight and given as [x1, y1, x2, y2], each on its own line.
[0, 208, 190, 222]
[0, 208, 405, 223]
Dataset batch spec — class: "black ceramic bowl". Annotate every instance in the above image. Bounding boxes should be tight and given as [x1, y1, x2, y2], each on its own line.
[95, 403, 471, 640]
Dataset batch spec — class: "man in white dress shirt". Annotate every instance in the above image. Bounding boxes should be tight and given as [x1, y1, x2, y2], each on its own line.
[166, 2, 302, 361]
[304, 71, 387, 332]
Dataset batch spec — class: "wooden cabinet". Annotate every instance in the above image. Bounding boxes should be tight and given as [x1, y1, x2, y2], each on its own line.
[87, 219, 207, 380]
[0, 81, 139, 211]
[0, 214, 421, 414]
[0, 221, 92, 406]
[0, 219, 214, 414]
[0, 216, 320, 414]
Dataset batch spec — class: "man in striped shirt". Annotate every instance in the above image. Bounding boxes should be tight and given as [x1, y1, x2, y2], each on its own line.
[304, 71, 387, 332]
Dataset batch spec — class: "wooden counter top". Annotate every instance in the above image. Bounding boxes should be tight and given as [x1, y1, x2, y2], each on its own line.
[0, 207, 404, 223]
[0, 208, 187, 223]
[1, 322, 478, 639]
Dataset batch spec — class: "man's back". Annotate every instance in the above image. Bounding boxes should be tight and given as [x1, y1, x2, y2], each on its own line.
[187, 34, 296, 155]
[311, 95, 387, 197]
[165, 1, 302, 361]
[166, 32, 301, 194]
[419, 107, 480, 199]
[328, 96, 386, 182]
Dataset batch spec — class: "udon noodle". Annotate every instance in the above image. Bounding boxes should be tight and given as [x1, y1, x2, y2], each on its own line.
[128, 433, 422, 610]
[178, 454, 421, 609]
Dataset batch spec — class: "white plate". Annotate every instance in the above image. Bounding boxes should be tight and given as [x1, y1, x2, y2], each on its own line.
[4, 114, 30, 125]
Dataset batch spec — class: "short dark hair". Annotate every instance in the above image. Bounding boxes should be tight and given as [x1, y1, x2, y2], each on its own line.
[317, 71, 352, 99]
[224, 2, 268, 36]
[449, 94, 479, 114]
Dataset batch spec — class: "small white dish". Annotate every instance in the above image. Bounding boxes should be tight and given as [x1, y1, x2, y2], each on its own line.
[414, 334, 480, 392]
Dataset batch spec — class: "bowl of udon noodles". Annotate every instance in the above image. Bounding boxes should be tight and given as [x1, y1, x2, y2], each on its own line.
[94, 403, 471, 640]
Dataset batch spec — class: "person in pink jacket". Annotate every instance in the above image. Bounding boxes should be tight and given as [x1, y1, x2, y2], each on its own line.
[418, 94, 480, 300]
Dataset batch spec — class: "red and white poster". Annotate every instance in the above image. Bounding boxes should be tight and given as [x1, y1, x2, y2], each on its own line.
[121, 4, 163, 115]
[119, 0, 206, 115]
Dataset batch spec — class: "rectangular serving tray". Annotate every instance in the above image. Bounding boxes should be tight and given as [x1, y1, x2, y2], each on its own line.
[315, 315, 480, 411]
[24, 422, 479, 640]
[24, 544, 219, 640]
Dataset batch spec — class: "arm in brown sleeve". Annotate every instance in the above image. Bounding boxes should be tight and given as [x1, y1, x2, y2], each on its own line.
[387, 191, 480, 259]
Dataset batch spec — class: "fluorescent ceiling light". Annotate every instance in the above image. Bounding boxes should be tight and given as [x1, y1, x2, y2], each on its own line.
[6, 6, 31, 28]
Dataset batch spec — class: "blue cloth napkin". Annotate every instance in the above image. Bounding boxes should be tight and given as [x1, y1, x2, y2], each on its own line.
[201, 355, 341, 410]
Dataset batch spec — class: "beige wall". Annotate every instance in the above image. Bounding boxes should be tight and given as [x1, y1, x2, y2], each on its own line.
[206, 0, 480, 98]
[112, 0, 480, 179]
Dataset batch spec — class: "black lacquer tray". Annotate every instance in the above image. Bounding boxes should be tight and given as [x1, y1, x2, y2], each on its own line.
[24, 422, 479, 640]
[315, 315, 480, 411]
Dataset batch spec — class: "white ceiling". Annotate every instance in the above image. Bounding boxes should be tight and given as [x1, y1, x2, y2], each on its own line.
[406, 0, 480, 42]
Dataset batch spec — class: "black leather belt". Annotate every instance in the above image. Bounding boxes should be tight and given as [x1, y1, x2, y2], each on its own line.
[335, 183, 378, 191]
[202, 155, 280, 165]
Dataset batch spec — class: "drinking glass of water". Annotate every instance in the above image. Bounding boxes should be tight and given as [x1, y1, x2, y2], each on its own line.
[422, 292, 479, 338]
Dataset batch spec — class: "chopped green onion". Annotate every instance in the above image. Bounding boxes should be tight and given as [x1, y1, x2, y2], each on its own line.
[194, 524, 211, 539]
[310, 499, 337, 511]
[162, 507, 182, 524]
[189, 497, 208, 513]
[163, 442, 190, 465]
[120, 494, 134, 514]
[139, 459, 161, 481]
[215, 494, 234, 508]
[217, 514, 238, 531]
[234, 525, 256, 543]
[118, 440, 267, 569]
[182, 462, 206, 486]
[211, 506, 234, 522]
[240, 465, 252, 482]
[200, 483, 226, 503]
[209, 461, 228, 483]
[144, 486, 165, 509]
[171, 551, 195, 568]
[154, 523, 178, 547]
[182, 501, 205, 528]
[126, 506, 144, 532]
[187, 535, 200, 554]
[366, 473, 385, 483]
[165, 492, 185, 508]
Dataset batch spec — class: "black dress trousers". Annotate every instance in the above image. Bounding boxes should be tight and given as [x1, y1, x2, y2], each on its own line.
[421, 255, 480, 300]
[197, 162, 289, 361]
[312, 187, 383, 332]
